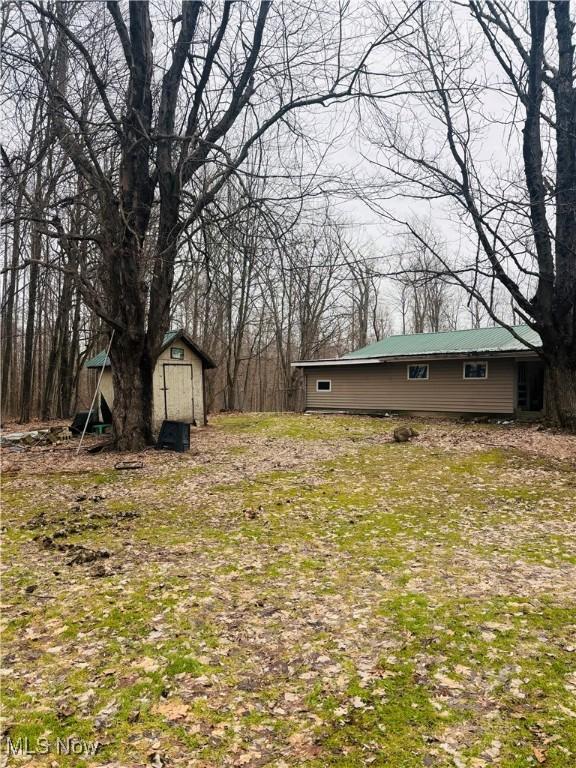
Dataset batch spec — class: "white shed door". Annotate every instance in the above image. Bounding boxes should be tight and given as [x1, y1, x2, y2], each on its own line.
[162, 364, 194, 422]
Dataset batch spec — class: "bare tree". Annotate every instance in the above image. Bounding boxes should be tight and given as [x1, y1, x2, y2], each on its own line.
[3, 0, 412, 448]
[342, 246, 387, 348]
[366, 0, 576, 428]
[269, 216, 357, 410]
[392, 225, 455, 334]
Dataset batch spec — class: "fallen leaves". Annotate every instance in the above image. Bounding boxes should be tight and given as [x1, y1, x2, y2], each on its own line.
[153, 700, 189, 722]
[433, 672, 465, 691]
[94, 699, 119, 729]
[2, 414, 575, 767]
[133, 657, 161, 672]
[532, 746, 547, 764]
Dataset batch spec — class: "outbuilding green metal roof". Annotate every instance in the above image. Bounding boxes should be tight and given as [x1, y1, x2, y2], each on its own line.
[85, 329, 216, 369]
[343, 324, 541, 359]
[84, 349, 110, 369]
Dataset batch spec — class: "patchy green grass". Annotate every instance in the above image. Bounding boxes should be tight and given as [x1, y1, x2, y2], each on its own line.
[1, 415, 575, 767]
[212, 411, 403, 440]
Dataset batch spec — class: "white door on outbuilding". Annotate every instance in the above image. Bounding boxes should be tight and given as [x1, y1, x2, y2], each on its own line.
[162, 364, 195, 422]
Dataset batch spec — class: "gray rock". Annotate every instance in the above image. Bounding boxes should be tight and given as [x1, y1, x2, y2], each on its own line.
[393, 426, 419, 443]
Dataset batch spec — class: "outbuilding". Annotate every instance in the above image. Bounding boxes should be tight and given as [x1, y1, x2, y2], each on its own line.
[85, 329, 215, 429]
[293, 325, 544, 418]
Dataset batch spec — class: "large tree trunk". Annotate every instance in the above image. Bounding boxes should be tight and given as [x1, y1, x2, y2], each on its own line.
[1, 190, 24, 417]
[109, 334, 155, 452]
[543, 356, 576, 431]
[61, 289, 81, 418]
[19, 225, 41, 424]
[287, 368, 303, 412]
[42, 269, 73, 419]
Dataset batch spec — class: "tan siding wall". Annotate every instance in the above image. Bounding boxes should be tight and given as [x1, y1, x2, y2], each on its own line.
[305, 359, 515, 414]
[96, 342, 206, 429]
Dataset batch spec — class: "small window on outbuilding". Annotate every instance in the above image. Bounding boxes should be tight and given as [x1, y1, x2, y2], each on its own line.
[170, 347, 185, 360]
[464, 360, 488, 379]
[316, 380, 331, 392]
[407, 364, 429, 380]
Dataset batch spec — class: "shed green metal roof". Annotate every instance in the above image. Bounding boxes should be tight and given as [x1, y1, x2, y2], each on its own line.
[85, 330, 216, 369]
[343, 324, 541, 359]
[85, 331, 179, 368]
[85, 349, 110, 369]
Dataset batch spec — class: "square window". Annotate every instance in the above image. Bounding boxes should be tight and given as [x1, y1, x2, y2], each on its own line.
[316, 380, 331, 392]
[464, 361, 488, 379]
[170, 347, 185, 360]
[407, 364, 429, 380]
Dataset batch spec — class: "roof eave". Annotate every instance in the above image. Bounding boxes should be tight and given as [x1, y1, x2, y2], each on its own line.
[85, 357, 110, 369]
[293, 348, 540, 367]
[85, 330, 217, 370]
[292, 358, 386, 368]
[164, 329, 217, 369]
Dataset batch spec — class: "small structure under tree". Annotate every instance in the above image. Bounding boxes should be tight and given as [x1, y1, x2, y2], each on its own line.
[86, 330, 215, 432]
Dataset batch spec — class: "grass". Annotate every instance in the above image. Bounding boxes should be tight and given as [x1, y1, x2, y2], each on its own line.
[1, 414, 575, 767]
[211, 411, 404, 440]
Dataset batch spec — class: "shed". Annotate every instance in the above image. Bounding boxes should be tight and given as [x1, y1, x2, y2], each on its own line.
[85, 329, 216, 429]
[293, 325, 544, 418]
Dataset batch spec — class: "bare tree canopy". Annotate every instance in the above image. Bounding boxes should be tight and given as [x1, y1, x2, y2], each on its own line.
[2, 0, 574, 435]
[2, 0, 414, 448]
[363, 0, 576, 427]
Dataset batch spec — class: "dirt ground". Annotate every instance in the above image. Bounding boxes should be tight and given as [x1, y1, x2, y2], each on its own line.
[2, 413, 575, 767]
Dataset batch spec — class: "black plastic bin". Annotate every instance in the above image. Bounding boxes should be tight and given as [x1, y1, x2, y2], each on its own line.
[70, 410, 97, 435]
[155, 421, 190, 452]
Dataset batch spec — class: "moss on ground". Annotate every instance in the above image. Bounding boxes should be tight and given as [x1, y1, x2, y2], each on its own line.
[212, 412, 404, 441]
[2, 415, 575, 766]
